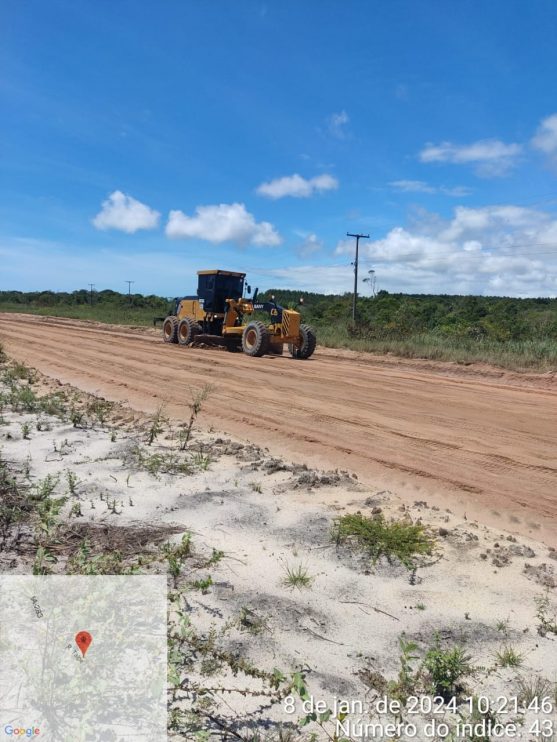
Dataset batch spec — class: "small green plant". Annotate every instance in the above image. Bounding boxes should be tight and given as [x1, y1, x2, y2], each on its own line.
[33, 546, 57, 575]
[192, 451, 211, 471]
[35, 474, 59, 500]
[87, 398, 113, 426]
[332, 512, 434, 568]
[388, 635, 420, 702]
[496, 618, 510, 634]
[70, 405, 85, 428]
[147, 405, 167, 445]
[238, 606, 268, 635]
[282, 563, 313, 590]
[128, 445, 192, 477]
[4, 361, 35, 383]
[250, 481, 263, 494]
[10, 386, 38, 412]
[191, 575, 213, 593]
[35, 492, 66, 541]
[206, 548, 224, 566]
[110, 430, 117, 442]
[66, 539, 140, 575]
[36, 417, 48, 432]
[536, 591, 557, 636]
[22, 455, 32, 479]
[21, 422, 31, 439]
[39, 392, 67, 418]
[179, 384, 214, 449]
[423, 635, 472, 700]
[416, 603, 426, 611]
[162, 533, 193, 580]
[495, 644, 524, 668]
[66, 470, 80, 495]
[69, 501, 83, 518]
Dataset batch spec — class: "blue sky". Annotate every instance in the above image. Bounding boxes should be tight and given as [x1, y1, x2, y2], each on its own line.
[2, 0, 557, 297]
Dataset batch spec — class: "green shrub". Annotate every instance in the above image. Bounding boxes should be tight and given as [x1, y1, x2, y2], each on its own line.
[423, 637, 472, 700]
[332, 512, 434, 568]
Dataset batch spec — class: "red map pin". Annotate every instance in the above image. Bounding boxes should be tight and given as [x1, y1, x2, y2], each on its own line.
[75, 631, 93, 658]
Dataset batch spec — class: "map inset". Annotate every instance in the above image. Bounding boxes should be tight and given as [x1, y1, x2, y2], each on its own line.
[0, 575, 167, 741]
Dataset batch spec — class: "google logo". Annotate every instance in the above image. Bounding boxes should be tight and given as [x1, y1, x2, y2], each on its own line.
[3, 727, 40, 737]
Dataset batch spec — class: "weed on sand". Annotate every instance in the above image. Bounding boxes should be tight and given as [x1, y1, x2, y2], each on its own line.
[332, 511, 435, 568]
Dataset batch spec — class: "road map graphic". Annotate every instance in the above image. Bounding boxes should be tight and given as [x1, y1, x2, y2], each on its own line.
[0, 576, 167, 741]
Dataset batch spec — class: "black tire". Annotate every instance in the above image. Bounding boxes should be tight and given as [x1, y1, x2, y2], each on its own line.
[242, 321, 270, 357]
[289, 324, 316, 359]
[162, 316, 178, 344]
[177, 317, 201, 346]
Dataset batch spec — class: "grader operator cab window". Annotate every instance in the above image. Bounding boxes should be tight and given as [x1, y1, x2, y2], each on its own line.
[197, 272, 245, 314]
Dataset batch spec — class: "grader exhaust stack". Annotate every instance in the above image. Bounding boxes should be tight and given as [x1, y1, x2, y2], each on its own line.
[161, 269, 316, 359]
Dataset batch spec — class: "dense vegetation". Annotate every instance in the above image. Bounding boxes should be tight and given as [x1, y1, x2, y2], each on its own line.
[1, 288, 556, 370]
[262, 289, 557, 342]
[0, 289, 168, 325]
[259, 289, 557, 370]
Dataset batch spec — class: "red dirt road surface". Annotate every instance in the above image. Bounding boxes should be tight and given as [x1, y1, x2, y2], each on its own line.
[1, 313, 556, 543]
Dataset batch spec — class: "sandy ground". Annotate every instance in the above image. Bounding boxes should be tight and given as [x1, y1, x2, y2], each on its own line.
[1, 366, 557, 740]
[0, 313, 556, 546]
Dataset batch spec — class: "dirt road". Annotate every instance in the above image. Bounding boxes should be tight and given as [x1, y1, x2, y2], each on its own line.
[1, 313, 556, 542]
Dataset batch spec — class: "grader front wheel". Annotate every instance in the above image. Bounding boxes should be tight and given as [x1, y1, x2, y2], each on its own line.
[242, 321, 270, 357]
[289, 324, 316, 359]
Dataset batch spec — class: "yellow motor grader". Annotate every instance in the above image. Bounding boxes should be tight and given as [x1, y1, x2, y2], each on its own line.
[161, 269, 316, 359]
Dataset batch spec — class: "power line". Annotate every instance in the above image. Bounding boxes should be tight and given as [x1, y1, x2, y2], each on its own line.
[88, 283, 95, 306]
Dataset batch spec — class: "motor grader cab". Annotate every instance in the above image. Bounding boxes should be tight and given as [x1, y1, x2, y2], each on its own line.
[162, 269, 316, 359]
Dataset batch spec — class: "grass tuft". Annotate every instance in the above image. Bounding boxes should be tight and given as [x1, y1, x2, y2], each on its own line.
[516, 675, 553, 707]
[495, 644, 524, 668]
[282, 563, 313, 590]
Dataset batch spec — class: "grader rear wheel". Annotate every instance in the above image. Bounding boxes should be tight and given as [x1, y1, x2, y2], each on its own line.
[162, 316, 178, 344]
[177, 317, 201, 346]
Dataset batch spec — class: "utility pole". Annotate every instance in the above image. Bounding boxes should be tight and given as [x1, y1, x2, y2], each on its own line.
[125, 280, 135, 304]
[88, 283, 95, 306]
[346, 232, 369, 321]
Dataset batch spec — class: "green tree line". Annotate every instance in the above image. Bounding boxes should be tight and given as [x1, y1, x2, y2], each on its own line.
[0, 289, 168, 312]
[262, 289, 557, 342]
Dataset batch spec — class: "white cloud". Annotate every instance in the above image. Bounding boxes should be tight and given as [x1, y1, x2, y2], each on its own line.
[531, 113, 557, 158]
[442, 185, 473, 197]
[327, 110, 349, 139]
[390, 180, 436, 194]
[390, 180, 471, 197]
[297, 233, 323, 257]
[92, 191, 160, 233]
[165, 202, 281, 246]
[256, 173, 338, 199]
[419, 139, 522, 177]
[332, 204, 557, 296]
